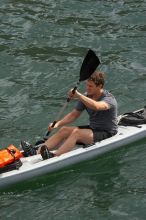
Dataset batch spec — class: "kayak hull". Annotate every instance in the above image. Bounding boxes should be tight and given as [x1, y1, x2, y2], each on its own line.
[1, 123, 146, 189]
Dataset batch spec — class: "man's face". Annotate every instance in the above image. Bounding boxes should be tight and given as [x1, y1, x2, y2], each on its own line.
[86, 80, 100, 96]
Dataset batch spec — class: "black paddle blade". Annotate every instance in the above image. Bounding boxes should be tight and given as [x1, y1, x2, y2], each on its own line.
[79, 49, 100, 82]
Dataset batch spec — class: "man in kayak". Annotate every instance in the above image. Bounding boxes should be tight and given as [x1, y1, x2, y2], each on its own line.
[21, 71, 118, 159]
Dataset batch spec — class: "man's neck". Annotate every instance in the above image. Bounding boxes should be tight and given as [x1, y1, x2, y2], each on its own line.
[92, 88, 104, 100]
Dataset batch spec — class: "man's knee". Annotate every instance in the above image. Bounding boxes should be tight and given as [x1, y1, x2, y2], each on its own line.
[70, 127, 80, 138]
[58, 126, 71, 136]
[58, 126, 80, 139]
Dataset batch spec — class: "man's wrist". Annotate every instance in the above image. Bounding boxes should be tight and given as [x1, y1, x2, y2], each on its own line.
[76, 91, 82, 99]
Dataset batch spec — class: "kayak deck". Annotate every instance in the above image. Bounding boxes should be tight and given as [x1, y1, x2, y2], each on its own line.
[1, 123, 146, 188]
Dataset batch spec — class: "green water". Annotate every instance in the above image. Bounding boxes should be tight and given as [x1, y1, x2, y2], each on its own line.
[0, 0, 146, 219]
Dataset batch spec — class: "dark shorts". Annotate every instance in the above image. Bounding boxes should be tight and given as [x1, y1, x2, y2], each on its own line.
[78, 125, 117, 143]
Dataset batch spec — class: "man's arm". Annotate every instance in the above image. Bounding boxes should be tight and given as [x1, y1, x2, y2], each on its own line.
[48, 109, 82, 130]
[70, 90, 109, 111]
[77, 93, 109, 111]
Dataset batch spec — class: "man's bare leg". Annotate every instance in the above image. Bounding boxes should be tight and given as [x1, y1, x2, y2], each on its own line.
[38, 126, 77, 153]
[55, 128, 94, 156]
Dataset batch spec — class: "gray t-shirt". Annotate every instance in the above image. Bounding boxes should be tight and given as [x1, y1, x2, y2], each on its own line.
[75, 90, 118, 132]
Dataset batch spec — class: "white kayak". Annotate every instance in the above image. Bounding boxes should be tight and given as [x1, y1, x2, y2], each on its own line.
[0, 110, 146, 189]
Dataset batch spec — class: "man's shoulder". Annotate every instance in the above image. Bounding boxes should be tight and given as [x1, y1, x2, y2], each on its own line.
[102, 90, 117, 108]
[103, 90, 116, 99]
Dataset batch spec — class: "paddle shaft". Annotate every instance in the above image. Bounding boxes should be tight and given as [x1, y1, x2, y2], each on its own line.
[44, 82, 80, 138]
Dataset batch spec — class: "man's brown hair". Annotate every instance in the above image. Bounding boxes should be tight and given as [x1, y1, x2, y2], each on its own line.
[89, 71, 105, 87]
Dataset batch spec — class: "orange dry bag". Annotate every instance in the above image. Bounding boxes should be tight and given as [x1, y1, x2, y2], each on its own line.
[0, 145, 23, 168]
